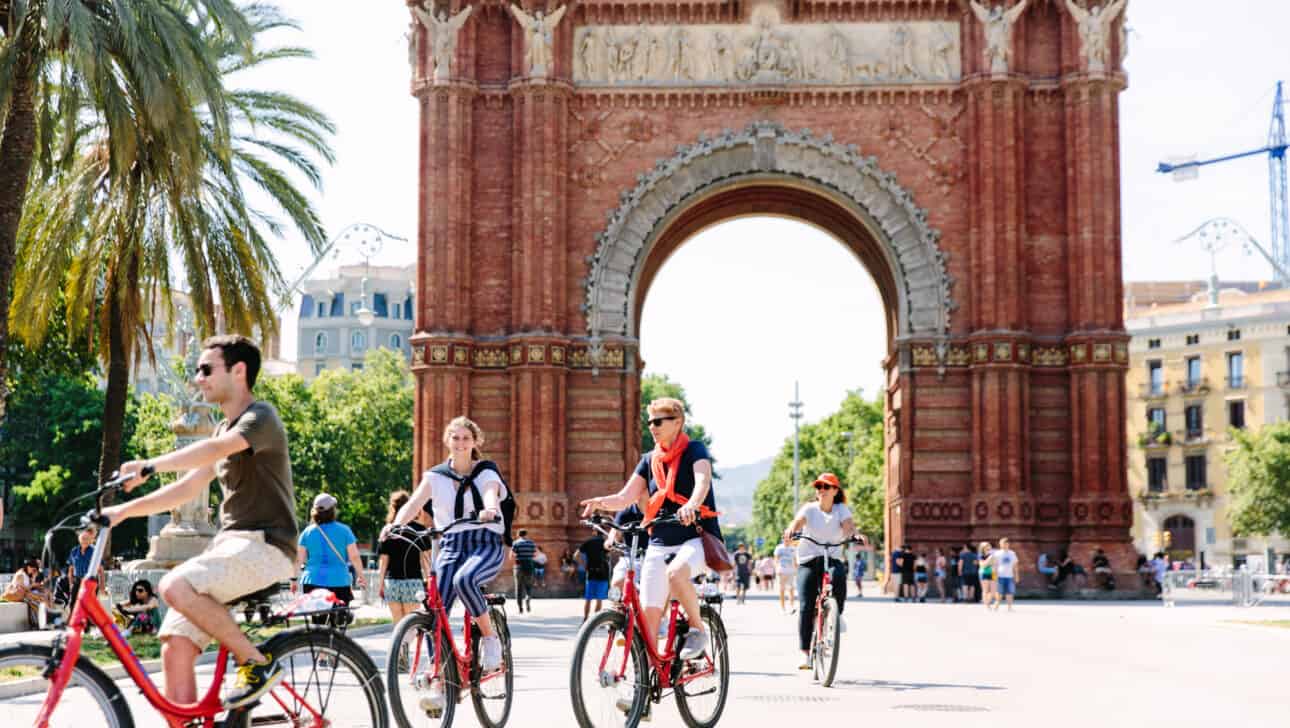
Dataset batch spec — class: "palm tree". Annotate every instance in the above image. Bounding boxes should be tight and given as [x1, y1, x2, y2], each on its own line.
[11, 3, 333, 483]
[0, 0, 251, 423]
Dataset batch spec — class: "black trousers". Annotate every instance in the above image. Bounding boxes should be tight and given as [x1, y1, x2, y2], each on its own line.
[796, 557, 847, 651]
[961, 575, 981, 602]
[513, 568, 534, 609]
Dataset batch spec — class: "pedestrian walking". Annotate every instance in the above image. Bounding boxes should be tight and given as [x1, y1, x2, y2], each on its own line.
[775, 538, 798, 611]
[898, 544, 916, 602]
[935, 550, 948, 602]
[733, 544, 753, 604]
[979, 541, 997, 609]
[64, 527, 101, 619]
[377, 490, 433, 625]
[296, 493, 367, 627]
[579, 530, 611, 620]
[510, 529, 538, 613]
[945, 547, 961, 602]
[959, 544, 980, 602]
[993, 537, 1019, 611]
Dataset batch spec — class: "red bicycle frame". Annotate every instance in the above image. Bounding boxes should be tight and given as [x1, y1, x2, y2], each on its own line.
[36, 572, 245, 728]
[404, 527, 507, 690]
[596, 538, 715, 696]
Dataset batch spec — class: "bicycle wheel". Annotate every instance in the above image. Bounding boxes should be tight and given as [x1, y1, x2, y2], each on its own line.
[388, 611, 460, 728]
[223, 627, 387, 727]
[570, 609, 649, 728]
[471, 607, 514, 727]
[812, 596, 842, 687]
[674, 605, 730, 728]
[0, 643, 133, 727]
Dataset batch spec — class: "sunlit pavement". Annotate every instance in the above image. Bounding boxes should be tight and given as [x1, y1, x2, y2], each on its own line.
[7, 587, 1290, 727]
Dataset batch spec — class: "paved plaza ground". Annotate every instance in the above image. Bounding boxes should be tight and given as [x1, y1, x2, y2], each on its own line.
[3, 586, 1288, 727]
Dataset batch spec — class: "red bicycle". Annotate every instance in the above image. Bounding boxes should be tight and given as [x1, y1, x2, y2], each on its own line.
[385, 517, 514, 728]
[569, 514, 729, 728]
[794, 533, 859, 688]
[0, 470, 387, 727]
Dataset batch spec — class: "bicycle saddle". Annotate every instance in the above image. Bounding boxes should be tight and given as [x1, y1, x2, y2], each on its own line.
[485, 593, 507, 606]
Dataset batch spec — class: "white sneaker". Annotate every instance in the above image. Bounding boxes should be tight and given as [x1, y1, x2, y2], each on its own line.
[679, 630, 708, 660]
[419, 680, 446, 718]
[480, 635, 503, 672]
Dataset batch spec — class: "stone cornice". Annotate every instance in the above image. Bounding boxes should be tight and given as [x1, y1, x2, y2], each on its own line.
[904, 335, 1130, 371]
[408, 333, 633, 373]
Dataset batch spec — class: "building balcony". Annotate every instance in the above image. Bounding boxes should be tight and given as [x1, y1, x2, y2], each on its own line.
[1179, 377, 1211, 396]
[1138, 382, 1170, 400]
[1277, 371, 1290, 388]
[1226, 375, 1247, 390]
[1136, 429, 1173, 448]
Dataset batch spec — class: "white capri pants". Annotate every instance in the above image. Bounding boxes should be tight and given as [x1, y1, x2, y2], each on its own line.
[639, 537, 707, 609]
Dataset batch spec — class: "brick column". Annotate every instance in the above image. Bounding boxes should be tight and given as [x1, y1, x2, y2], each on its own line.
[1062, 52, 1135, 567]
[407, 0, 478, 477]
[964, 75, 1034, 544]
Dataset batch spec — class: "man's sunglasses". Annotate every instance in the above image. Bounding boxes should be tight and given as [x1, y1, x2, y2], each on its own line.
[647, 416, 679, 428]
[194, 363, 222, 377]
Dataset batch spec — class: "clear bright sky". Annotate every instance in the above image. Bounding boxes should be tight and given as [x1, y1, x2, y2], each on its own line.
[250, 0, 1290, 466]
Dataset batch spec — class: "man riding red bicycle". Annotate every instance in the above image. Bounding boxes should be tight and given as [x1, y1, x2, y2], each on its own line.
[105, 335, 296, 709]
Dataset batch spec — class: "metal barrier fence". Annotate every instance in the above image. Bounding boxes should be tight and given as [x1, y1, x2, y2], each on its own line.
[1162, 567, 1290, 607]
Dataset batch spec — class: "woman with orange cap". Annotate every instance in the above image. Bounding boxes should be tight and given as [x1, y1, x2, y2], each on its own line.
[783, 472, 860, 669]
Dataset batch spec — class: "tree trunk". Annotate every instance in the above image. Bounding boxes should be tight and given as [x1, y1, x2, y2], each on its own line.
[0, 5, 44, 424]
[98, 286, 131, 486]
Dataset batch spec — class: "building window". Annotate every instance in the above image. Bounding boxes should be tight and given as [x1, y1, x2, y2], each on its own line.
[1227, 352, 1244, 388]
[317, 301, 327, 318]
[1185, 356, 1201, 390]
[315, 362, 325, 376]
[314, 332, 327, 354]
[1185, 455, 1207, 490]
[1147, 338, 1161, 349]
[390, 333, 402, 350]
[1186, 333, 1200, 346]
[1148, 360, 1164, 394]
[350, 302, 361, 316]
[300, 293, 314, 318]
[352, 362, 364, 371]
[393, 302, 401, 319]
[1147, 457, 1167, 492]
[1229, 399, 1246, 429]
[1227, 329, 1241, 341]
[1147, 407, 1166, 430]
[351, 331, 366, 352]
[1184, 404, 1203, 440]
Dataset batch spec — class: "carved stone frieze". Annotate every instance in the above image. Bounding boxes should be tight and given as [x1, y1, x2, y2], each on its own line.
[574, 6, 960, 87]
[584, 121, 956, 340]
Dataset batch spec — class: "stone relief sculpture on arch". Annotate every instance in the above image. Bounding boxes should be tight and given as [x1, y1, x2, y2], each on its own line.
[570, 5, 961, 87]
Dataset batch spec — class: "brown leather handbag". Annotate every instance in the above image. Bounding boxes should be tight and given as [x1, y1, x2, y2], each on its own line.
[697, 526, 734, 572]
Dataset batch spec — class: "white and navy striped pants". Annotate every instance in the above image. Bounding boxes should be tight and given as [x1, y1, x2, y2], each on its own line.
[435, 529, 505, 618]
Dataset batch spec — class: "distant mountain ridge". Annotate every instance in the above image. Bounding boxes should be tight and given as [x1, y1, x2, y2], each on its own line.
[714, 456, 774, 526]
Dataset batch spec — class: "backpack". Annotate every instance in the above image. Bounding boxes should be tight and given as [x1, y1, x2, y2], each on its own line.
[429, 460, 517, 546]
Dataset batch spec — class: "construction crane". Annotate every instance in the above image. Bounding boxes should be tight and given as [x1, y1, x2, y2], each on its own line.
[1157, 81, 1289, 282]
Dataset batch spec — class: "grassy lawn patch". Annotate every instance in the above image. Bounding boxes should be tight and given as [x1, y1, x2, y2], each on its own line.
[1, 665, 41, 683]
[1230, 619, 1290, 629]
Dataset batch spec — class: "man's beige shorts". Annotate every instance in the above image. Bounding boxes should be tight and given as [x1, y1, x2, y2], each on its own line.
[159, 530, 295, 648]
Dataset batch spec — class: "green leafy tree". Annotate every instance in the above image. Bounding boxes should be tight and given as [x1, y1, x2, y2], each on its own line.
[254, 349, 413, 546]
[0, 0, 253, 422]
[750, 389, 885, 547]
[1227, 422, 1290, 537]
[10, 3, 333, 484]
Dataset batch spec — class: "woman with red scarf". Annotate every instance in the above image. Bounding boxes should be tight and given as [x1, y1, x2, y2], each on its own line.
[580, 397, 720, 660]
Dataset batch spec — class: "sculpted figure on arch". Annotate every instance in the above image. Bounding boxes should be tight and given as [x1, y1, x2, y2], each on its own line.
[508, 3, 568, 77]
[411, 2, 473, 82]
[1063, 0, 1128, 73]
[969, 0, 1029, 75]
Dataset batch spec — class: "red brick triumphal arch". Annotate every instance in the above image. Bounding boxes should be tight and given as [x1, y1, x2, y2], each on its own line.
[406, 0, 1137, 582]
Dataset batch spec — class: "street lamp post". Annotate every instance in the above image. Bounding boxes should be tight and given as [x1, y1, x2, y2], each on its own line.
[789, 381, 803, 514]
[354, 233, 384, 328]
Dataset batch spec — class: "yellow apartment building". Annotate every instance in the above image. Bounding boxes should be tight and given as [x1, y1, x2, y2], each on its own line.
[1125, 284, 1290, 568]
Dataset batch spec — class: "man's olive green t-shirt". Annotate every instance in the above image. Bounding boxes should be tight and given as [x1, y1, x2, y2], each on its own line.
[215, 400, 297, 560]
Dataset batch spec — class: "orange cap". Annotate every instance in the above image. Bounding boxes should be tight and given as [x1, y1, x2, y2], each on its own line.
[812, 472, 841, 488]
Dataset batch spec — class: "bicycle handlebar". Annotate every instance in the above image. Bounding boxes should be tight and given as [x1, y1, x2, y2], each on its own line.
[582, 512, 684, 534]
[791, 532, 862, 549]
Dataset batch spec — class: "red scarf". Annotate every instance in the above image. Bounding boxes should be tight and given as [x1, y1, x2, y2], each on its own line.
[645, 432, 718, 522]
